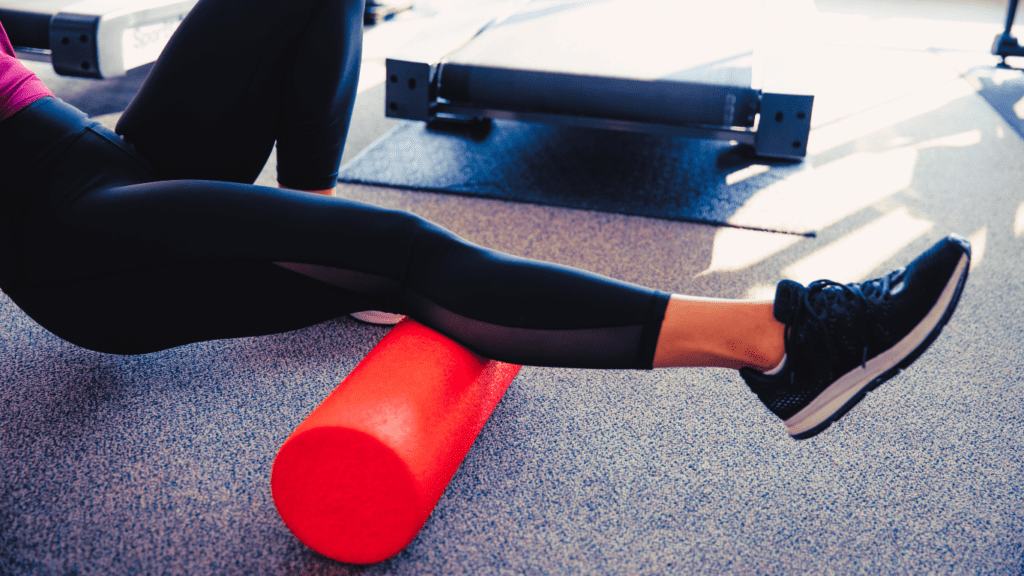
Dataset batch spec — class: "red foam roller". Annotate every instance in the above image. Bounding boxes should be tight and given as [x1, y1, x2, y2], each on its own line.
[271, 319, 522, 564]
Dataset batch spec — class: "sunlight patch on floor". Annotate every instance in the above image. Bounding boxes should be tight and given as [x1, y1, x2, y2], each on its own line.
[914, 130, 982, 150]
[822, 17, 1007, 52]
[725, 164, 771, 186]
[744, 283, 779, 301]
[808, 78, 975, 155]
[1015, 200, 1024, 237]
[983, 67, 1024, 88]
[701, 228, 802, 275]
[727, 147, 917, 234]
[968, 226, 987, 273]
[781, 207, 933, 284]
[358, 61, 388, 94]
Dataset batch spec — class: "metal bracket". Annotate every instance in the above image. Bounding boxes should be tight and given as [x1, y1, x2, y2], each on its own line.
[755, 93, 813, 159]
[384, 0, 524, 121]
[50, 12, 102, 77]
[45, 0, 196, 78]
[385, 59, 438, 121]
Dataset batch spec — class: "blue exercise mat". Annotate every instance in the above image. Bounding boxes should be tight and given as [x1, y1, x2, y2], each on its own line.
[338, 119, 815, 236]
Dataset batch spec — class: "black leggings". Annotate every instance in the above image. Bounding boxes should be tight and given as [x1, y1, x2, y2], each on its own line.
[0, 0, 669, 369]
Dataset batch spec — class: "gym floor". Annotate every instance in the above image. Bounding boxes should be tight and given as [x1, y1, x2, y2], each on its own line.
[2, 0, 1024, 574]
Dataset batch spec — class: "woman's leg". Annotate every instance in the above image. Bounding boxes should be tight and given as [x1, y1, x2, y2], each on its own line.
[115, 0, 363, 190]
[14, 161, 672, 368]
[4, 101, 784, 370]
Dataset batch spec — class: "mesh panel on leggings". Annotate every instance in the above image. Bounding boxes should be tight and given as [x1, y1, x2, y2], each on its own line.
[274, 261, 652, 369]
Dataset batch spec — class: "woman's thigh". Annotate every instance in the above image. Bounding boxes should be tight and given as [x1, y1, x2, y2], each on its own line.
[115, 0, 364, 188]
[15, 176, 421, 353]
[16, 171, 667, 366]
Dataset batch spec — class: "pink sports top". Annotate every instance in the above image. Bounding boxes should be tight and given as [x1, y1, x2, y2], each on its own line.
[0, 21, 53, 122]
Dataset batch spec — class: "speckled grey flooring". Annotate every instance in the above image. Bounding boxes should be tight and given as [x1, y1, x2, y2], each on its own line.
[2, 1, 1024, 574]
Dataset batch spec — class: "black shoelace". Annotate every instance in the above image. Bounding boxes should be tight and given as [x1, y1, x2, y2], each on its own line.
[786, 270, 902, 384]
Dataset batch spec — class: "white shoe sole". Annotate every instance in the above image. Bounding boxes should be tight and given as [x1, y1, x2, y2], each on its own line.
[350, 311, 406, 325]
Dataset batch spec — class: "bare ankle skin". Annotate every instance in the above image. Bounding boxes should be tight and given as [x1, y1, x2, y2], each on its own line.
[652, 295, 786, 371]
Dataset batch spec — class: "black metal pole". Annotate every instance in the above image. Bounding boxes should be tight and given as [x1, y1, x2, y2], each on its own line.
[1004, 0, 1020, 36]
[993, 0, 1024, 64]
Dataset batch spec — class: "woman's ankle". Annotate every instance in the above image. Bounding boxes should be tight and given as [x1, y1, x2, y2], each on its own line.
[652, 296, 785, 370]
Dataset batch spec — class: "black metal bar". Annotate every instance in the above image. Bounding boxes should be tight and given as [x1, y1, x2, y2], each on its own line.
[434, 102, 758, 145]
[0, 8, 52, 49]
[438, 63, 760, 129]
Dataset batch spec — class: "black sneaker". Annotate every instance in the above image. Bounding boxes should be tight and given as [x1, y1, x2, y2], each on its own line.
[740, 234, 971, 440]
